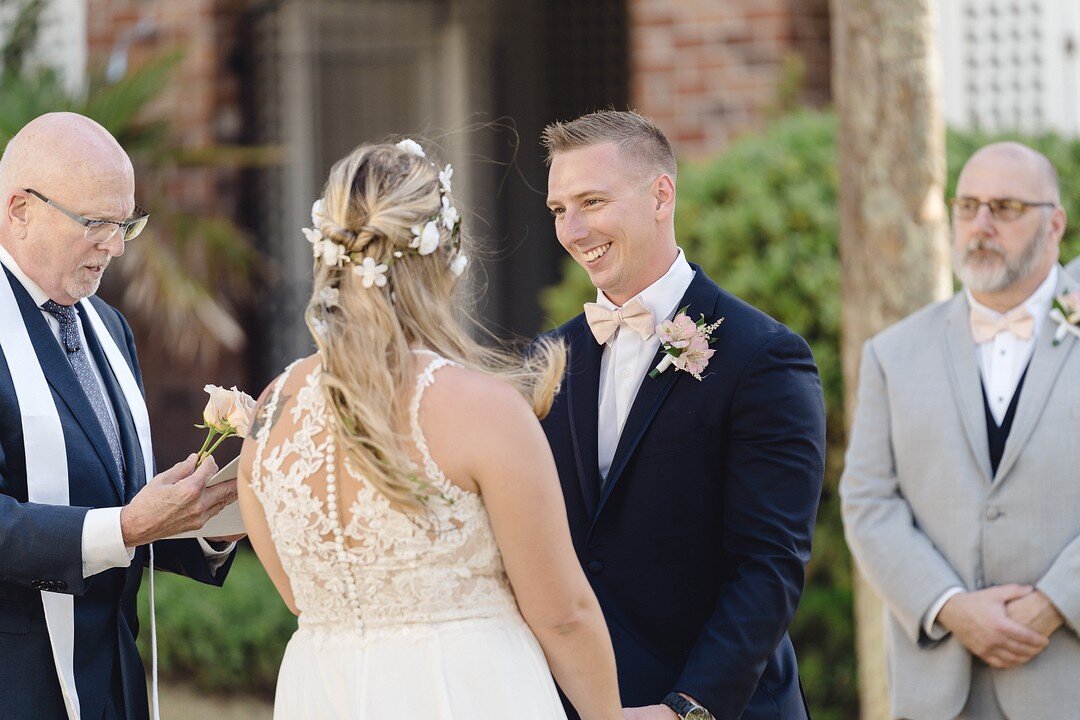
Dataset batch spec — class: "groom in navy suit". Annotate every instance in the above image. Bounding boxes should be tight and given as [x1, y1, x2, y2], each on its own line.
[0, 113, 240, 719]
[540, 111, 825, 720]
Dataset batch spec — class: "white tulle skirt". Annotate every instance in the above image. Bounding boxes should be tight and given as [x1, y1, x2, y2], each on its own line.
[273, 614, 568, 719]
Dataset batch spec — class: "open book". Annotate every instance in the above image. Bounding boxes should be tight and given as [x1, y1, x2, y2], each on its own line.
[167, 456, 245, 540]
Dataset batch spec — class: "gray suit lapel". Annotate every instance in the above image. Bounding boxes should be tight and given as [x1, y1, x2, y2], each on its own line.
[994, 271, 1078, 485]
[943, 293, 993, 482]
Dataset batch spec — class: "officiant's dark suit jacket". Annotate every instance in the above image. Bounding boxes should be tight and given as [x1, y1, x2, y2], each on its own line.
[541, 267, 826, 719]
[0, 267, 235, 720]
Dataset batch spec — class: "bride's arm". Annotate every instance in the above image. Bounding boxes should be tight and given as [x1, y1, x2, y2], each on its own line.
[445, 373, 622, 720]
[237, 387, 299, 616]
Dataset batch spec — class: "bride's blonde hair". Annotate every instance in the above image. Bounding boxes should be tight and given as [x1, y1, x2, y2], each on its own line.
[304, 141, 565, 511]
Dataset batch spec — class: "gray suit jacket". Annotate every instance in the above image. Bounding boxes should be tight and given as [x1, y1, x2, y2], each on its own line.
[1066, 256, 1079, 284]
[840, 268, 1080, 720]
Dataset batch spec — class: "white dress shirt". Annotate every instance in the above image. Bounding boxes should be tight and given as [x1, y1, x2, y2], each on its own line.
[922, 266, 1058, 639]
[595, 249, 695, 481]
[0, 245, 230, 577]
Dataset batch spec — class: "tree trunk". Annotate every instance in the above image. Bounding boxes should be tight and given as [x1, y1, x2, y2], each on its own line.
[830, 1, 952, 717]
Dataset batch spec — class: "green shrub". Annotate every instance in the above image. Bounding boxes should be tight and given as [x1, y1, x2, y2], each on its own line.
[540, 110, 1080, 720]
[138, 547, 295, 699]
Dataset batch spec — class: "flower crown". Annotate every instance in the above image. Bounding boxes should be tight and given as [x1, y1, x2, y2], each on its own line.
[302, 139, 468, 290]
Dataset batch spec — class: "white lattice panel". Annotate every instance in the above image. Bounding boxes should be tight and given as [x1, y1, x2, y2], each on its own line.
[934, 0, 1080, 135]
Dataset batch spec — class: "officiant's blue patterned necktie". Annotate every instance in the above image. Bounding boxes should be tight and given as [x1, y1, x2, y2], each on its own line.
[42, 300, 125, 488]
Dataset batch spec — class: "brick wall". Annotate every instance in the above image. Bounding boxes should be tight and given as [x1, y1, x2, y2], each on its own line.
[629, 0, 831, 158]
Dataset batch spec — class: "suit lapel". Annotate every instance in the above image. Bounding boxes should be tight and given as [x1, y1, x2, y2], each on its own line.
[993, 273, 1077, 484]
[943, 293, 993, 482]
[595, 269, 721, 517]
[566, 317, 603, 516]
[7, 272, 125, 502]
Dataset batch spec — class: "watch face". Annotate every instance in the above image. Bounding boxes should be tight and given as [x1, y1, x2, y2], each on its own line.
[686, 709, 713, 720]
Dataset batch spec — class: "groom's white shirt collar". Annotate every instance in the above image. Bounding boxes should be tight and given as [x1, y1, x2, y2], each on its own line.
[593, 247, 695, 340]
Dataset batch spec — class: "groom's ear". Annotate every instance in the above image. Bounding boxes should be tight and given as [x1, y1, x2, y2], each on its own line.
[654, 174, 675, 219]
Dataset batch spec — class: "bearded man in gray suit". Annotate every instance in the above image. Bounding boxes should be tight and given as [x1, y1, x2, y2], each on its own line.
[841, 142, 1080, 720]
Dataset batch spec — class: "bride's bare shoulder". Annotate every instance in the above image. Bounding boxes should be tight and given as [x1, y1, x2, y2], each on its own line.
[419, 362, 534, 429]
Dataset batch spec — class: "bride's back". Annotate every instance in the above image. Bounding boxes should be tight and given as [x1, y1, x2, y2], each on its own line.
[246, 351, 521, 637]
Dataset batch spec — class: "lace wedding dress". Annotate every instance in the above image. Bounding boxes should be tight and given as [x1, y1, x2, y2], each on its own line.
[248, 351, 567, 719]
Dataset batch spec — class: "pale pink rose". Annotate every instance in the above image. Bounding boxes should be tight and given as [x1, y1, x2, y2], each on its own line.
[202, 384, 257, 437]
[202, 384, 235, 429]
[226, 387, 258, 438]
[673, 335, 715, 378]
[1063, 291, 1080, 312]
[656, 314, 697, 348]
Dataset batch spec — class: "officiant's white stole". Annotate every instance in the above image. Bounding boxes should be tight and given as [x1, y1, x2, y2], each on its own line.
[0, 269, 154, 720]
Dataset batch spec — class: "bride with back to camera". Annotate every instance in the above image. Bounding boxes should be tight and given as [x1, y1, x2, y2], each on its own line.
[237, 138, 622, 719]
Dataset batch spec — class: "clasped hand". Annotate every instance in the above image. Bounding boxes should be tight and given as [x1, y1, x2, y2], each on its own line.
[119, 454, 239, 546]
[938, 584, 1064, 669]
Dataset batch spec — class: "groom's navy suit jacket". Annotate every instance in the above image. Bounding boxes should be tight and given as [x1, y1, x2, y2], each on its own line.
[0, 268, 235, 720]
[541, 267, 825, 719]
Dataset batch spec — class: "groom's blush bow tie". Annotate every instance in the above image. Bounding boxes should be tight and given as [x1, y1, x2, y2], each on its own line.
[584, 297, 655, 345]
[969, 304, 1035, 344]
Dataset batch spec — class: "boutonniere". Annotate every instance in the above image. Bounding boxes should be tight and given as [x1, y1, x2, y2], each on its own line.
[1050, 290, 1080, 346]
[649, 306, 725, 380]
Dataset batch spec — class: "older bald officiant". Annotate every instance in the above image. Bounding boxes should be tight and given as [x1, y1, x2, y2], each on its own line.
[0, 113, 238, 720]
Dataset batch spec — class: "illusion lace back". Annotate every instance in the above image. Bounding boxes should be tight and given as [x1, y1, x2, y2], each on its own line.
[248, 352, 567, 719]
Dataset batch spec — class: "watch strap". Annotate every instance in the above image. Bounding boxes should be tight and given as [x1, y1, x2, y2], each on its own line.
[662, 692, 695, 718]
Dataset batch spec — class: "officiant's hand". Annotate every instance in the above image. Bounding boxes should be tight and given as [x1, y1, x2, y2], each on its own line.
[937, 584, 1050, 668]
[120, 454, 238, 546]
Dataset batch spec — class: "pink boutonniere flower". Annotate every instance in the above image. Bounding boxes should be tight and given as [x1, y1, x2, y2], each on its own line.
[650, 306, 725, 381]
[1050, 290, 1080, 346]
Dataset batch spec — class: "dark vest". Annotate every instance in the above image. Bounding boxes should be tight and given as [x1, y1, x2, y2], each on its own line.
[981, 365, 1029, 477]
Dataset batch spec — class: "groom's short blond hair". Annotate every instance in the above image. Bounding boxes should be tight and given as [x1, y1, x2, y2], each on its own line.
[541, 109, 677, 179]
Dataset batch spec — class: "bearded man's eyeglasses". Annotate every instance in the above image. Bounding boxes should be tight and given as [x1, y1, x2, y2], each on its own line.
[24, 188, 149, 243]
[948, 196, 1056, 222]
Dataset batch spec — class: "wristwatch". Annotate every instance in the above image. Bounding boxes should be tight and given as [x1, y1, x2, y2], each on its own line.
[662, 692, 714, 720]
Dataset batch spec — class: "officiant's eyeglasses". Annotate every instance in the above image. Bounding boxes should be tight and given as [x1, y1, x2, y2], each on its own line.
[24, 188, 149, 243]
[949, 196, 1055, 222]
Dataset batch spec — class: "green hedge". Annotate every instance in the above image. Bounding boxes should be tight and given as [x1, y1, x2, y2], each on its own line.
[541, 111, 1080, 720]
[137, 547, 295, 699]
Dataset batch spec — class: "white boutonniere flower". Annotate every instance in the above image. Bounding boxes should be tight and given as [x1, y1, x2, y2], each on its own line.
[354, 256, 389, 288]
